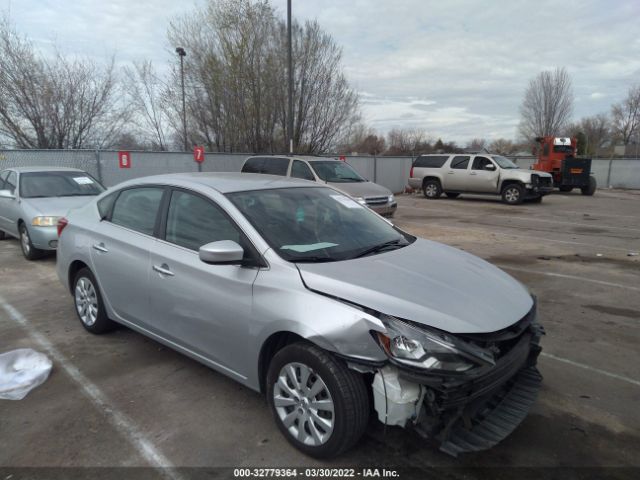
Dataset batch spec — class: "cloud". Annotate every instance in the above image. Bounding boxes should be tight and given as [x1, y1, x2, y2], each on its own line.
[3, 0, 639, 142]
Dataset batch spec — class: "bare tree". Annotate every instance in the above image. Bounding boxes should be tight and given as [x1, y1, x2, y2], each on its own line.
[519, 67, 574, 141]
[166, 0, 358, 154]
[488, 138, 516, 155]
[385, 128, 430, 155]
[567, 113, 611, 156]
[611, 84, 640, 146]
[123, 60, 169, 150]
[0, 18, 127, 149]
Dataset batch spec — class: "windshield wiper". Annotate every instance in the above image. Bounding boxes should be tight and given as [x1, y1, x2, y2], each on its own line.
[351, 239, 407, 259]
[293, 256, 339, 263]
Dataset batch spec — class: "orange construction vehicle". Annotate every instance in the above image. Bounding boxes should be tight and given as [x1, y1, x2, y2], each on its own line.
[532, 136, 596, 195]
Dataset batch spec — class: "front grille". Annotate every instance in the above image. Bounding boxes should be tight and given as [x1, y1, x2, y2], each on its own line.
[365, 196, 389, 205]
[537, 176, 552, 187]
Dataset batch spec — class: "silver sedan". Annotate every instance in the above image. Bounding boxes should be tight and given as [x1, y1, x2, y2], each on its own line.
[0, 167, 104, 260]
[56, 173, 543, 458]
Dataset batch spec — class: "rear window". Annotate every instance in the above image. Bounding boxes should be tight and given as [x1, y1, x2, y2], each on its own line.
[242, 157, 289, 176]
[413, 156, 449, 168]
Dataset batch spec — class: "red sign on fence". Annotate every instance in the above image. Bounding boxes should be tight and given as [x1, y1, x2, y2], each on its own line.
[339, 155, 346, 161]
[193, 146, 205, 163]
[118, 151, 131, 169]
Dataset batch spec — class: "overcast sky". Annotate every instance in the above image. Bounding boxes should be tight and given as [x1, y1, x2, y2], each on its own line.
[2, 0, 639, 143]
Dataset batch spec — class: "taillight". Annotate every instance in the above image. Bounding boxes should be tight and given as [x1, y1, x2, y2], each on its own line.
[57, 217, 68, 237]
[410, 166, 414, 178]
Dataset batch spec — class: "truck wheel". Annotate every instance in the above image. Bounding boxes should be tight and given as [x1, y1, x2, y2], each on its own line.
[445, 192, 460, 199]
[558, 186, 573, 192]
[266, 342, 369, 458]
[501, 184, 525, 205]
[423, 180, 442, 199]
[581, 177, 596, 196]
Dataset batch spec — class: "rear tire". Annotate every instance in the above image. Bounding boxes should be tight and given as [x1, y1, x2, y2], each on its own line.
[581, 177, 596, 196]
[423, 180, 442, 199]
[445, 192, 460, 199]
[501, 184, 525, 205]
[19, 223, 44, 260]
[73, 268, 116, 334]
[266, 342, 369, 459]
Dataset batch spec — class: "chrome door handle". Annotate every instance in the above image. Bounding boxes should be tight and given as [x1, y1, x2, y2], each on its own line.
[447, 171, 455, 174]
[153, 264, 174, 277]
[92, 243, 108, 253]
[470, 172, 477, 175]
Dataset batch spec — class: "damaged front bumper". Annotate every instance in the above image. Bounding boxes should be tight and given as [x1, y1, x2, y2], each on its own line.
[371, 316, 544, 456]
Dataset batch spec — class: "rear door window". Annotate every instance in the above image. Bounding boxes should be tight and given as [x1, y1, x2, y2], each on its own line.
[291, 160, 315, 181]
[413, 156, 449, 168]
[450, 156, 470, 170]
[242, 157, 289, 176]
[261, 158, 290, 176]
[241, 157, 265, 173]
[110, 187, 165, 236]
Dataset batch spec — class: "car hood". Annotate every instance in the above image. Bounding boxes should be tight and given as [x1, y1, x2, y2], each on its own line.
[296, 239, 533, 334]
[327, 181, 392, 198]
[21, 196, 97, 217]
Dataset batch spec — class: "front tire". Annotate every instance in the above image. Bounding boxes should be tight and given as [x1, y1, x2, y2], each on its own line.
[423, 179, 442, 199]
[19, 223, 44, 260]
[501, 184, 525, 205]
[73, 268, 116, 334]
[581, 177, 596, 196]
[266, 342, 369, 458]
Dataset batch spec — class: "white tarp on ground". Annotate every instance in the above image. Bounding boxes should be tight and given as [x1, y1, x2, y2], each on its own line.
[0, 348, 52, 400]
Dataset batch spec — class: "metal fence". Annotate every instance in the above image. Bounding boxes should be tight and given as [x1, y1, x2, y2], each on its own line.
[1, 149, 639, 192]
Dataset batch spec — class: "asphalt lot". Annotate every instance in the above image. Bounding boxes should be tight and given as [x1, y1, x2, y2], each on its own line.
[1, 188, 639, 478]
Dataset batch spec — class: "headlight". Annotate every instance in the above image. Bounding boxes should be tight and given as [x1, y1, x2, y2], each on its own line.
[375, 315, 495, 372]
[353, 197, 367, 205]
[388, 194, 395, 203]
[32, 216, 60, 227]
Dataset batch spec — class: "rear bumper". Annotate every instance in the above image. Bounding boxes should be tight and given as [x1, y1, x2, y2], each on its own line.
[28, 225, 58, 250]
[408, 178, 422, 189]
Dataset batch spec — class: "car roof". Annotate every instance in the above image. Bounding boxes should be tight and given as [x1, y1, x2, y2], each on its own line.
[245, 155, 339, 163]
[3, 166, 87, 173]
[115, 172, 325, 194]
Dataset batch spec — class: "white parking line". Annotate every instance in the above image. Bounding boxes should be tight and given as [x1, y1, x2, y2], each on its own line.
[0, 296, 183, 480]
[499, 266, 640, 292]
[541, 352, 640, 387]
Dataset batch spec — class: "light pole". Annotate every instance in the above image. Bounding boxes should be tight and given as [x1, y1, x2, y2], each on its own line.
[175, 47, 187, 153]
[287, 0, 293, 155]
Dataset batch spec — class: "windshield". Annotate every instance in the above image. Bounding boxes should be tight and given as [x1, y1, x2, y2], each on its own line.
[492, 155, 519, 169]
[309, 161, 366, 183]
[227, 187, 413, 262]
[20, 171, 105, 198]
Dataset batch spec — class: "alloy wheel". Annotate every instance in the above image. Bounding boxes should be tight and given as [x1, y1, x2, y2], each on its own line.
[505, 187, 520, 203]
[273, 362, 335, 446]
[75, 277, 99, 327]
[425, 184, 438, 197]
[20, 228, 30, 255]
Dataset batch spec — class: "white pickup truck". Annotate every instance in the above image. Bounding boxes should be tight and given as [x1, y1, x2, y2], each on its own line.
[408, 154, 554, 205]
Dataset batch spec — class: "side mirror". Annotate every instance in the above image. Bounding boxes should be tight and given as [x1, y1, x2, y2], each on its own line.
[0, 189, 16, 199]
[199, 240, 244, 265]
[484, 164, 496, 171]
